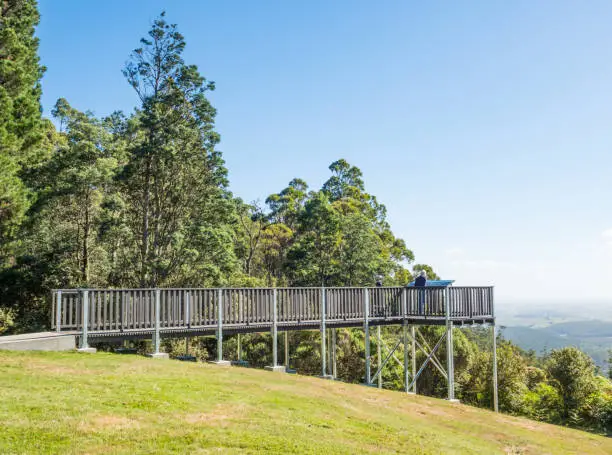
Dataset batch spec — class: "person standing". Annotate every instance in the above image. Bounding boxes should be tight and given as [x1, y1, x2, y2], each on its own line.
[415, 271, 427, 314]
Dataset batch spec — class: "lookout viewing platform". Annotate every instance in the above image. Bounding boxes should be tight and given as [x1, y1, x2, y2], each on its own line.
[46, 283, 498, 411]
[52, 285, 494, 340]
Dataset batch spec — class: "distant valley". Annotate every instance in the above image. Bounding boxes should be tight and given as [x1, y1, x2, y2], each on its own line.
[497, 301, 612, 370]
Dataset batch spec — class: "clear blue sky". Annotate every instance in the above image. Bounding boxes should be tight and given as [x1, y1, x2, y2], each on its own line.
[37, 1, 612, 305]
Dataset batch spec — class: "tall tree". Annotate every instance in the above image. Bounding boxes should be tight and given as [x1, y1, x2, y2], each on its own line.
[120, 13, 237, 286]
[0, 0, 48, 262]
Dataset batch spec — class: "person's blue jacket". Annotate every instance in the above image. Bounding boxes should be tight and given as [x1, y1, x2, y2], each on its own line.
[415, 276, 426, 287]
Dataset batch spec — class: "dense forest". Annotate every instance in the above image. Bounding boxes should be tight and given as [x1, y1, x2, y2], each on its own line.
[1, 1, 611, 435]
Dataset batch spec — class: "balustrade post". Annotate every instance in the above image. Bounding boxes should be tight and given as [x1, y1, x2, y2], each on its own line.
[77, 289, 96, 353]
[185, 291, 191, 328]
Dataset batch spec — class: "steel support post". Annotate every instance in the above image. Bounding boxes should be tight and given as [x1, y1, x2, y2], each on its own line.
[403, 321, 409, 393]
[377, 325, 382, 388]
[492, 322, 499, 412]
[445, 288, 456, 401]
[217, 289, 223, 361]
[55, 290, 62, 333]
[411, 325, 417, 394]
[446, 324, 455, 401]
[147, 289, 167, 358]
[331, 328, 337, 379]
[319, 287, 331, 378]
[284, 331, 289, 367]
[209, 289, 229, 365]
[273, 289, 278, 366]
[364, 288, 371, 385]
[77, 289, 95, 353]
[265, 289, 285, 372]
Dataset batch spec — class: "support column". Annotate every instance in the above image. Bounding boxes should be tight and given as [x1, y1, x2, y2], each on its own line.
[266, 289, 285, 372]
[445, 288, 457, 402]
[410, 325, 417, 394]
[210, 288, 230, 365]
[446, 324, 456, 401]
[147, 288, 168, 359]
[492, 323, 499, 412]
[377, 325, 382, 389]
[284, 331, 289, 367]
[403, 322, 409, 393]
[319, 287, 332, 378]
[331, 328, 337, 379]
[77, 289, 96, 353]
[364, 288, 372, 386]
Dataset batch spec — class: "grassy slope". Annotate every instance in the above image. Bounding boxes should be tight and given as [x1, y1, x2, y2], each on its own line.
[0, 352, 610, 455]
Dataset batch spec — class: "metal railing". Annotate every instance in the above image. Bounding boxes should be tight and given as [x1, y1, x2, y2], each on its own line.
[51, 286, 494, 334]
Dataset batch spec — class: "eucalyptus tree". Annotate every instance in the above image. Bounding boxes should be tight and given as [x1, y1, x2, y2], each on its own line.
[120, 13, 238, 286]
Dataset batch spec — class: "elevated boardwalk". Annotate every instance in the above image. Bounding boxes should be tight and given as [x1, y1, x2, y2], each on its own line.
[46, 285, 499, 410]
[52, 286, 494, 340]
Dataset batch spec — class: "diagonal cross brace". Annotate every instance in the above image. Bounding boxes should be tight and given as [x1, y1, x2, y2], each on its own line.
[371, 338, 403, 383]
[378, 337, 409, 372]
[407, 329, 448, 381]
[407, 329, 447, 391]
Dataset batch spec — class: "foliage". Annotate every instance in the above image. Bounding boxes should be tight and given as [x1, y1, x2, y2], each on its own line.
[0, 0, 50, 263]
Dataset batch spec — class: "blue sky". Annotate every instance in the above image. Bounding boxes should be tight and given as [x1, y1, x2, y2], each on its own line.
[37, 1, 612, 305]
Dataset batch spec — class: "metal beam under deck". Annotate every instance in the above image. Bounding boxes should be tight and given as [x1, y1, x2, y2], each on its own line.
[84, 315, 495, 343]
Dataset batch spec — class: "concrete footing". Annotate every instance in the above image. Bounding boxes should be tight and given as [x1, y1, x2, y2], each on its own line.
[319, 374, 334, 380]
[77, 347, 97, 354]
[146, 352, 169, 359]
[265, 365, 286, 373]
[208, 360, 231, 366]
[447, 398, 461, 404]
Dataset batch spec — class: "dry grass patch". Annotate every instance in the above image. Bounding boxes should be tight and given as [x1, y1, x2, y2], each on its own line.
[78, 414, 142, 432]
[182, 403, 247, 427]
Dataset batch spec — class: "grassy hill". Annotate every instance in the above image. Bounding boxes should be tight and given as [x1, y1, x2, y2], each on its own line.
[0, 352, 610, 454]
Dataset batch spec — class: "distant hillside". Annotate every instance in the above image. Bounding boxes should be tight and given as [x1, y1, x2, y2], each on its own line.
[1, 351, 610, 454]
[502, 321, 612, 369]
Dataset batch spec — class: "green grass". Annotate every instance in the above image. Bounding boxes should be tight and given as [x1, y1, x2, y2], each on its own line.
[0, 351, 610, 454]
